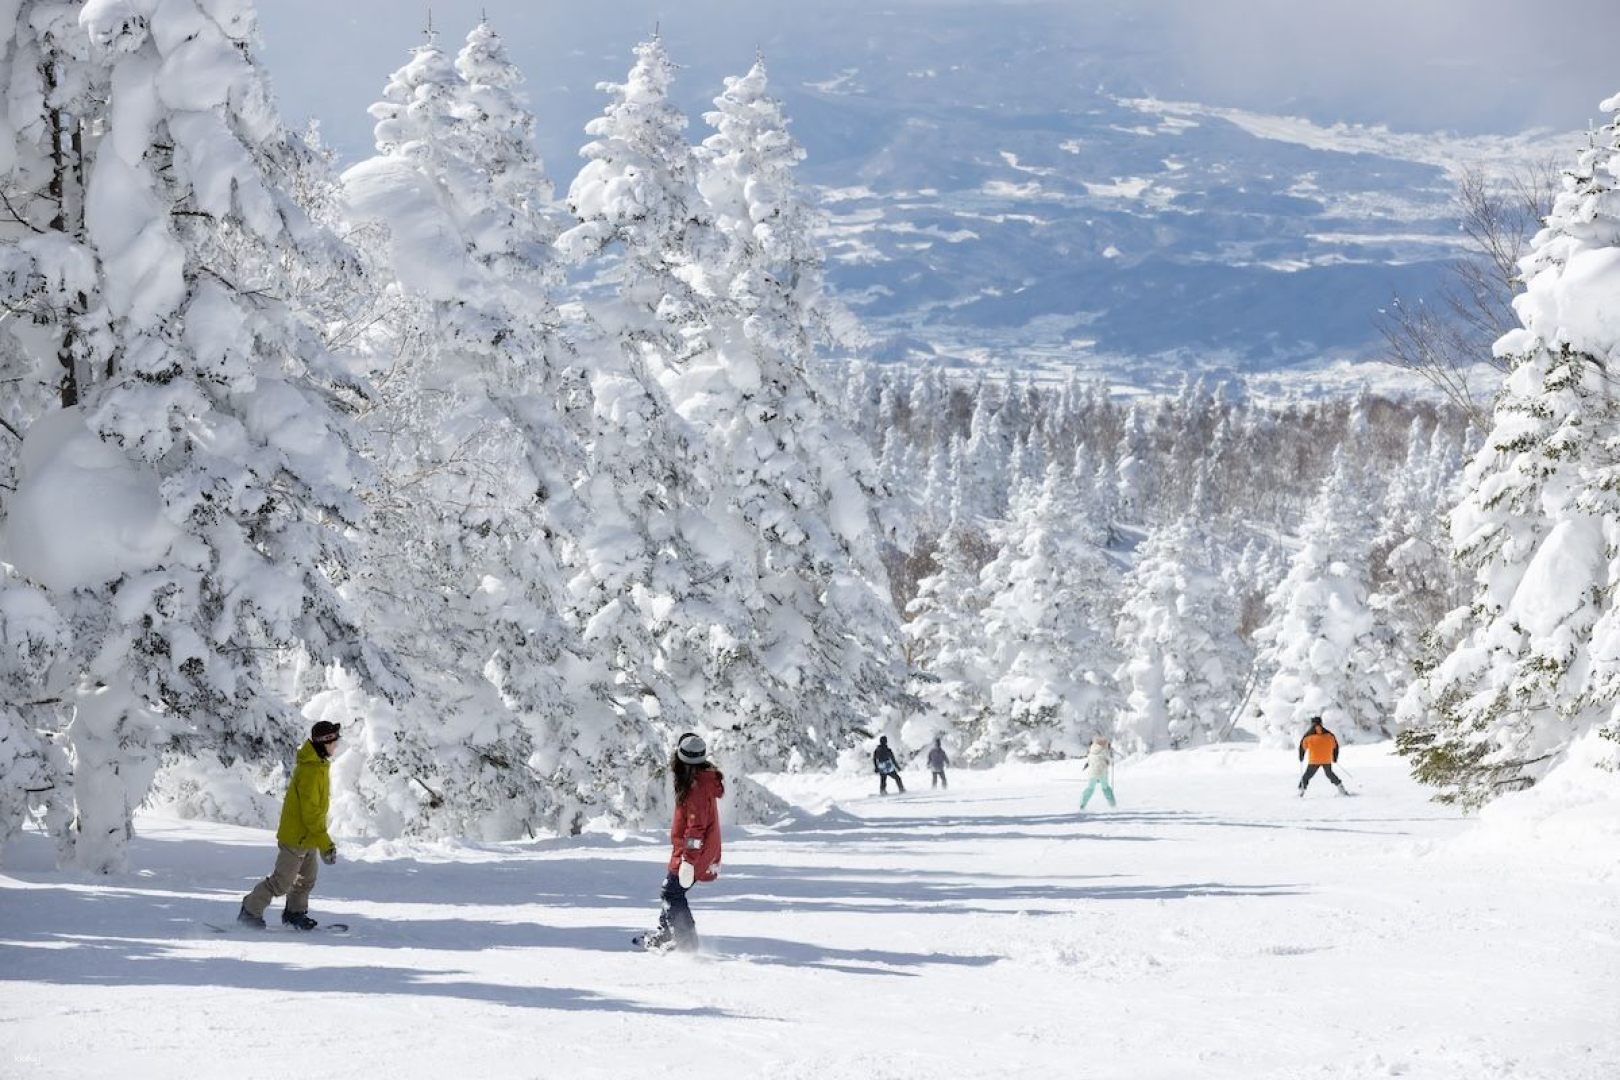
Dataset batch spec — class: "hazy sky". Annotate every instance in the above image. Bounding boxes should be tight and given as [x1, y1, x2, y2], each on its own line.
[254, 0, 1620, 169]
[1151, 0, 1618, 133]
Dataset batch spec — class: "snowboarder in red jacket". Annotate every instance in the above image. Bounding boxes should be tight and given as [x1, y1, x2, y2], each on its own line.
[638, 732, 724, 952]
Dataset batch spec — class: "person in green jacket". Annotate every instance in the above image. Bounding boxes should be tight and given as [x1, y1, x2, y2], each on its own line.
[238, 721, 342, 930]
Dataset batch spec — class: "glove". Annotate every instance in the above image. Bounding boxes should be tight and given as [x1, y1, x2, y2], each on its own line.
[677, 860, 696, 888]
[322, 846, 338, 866]
[702, 861, 720, 883]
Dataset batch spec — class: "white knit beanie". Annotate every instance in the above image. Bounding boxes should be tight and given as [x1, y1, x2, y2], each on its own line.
[676, 732, 708, 765]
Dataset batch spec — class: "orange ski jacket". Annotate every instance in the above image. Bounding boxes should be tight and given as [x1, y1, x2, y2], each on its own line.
[1299, 730, 1339, 765]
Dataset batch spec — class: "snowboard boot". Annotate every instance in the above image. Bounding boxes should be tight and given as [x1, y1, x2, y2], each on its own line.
[282, 910, 319, 931]
[634, 929, 675, 953]
[237, 905, 266, 930]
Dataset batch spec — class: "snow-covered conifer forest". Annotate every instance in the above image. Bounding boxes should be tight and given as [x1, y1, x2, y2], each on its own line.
[1, 4, 1618, 1075]
[1, 0, 1618, 862]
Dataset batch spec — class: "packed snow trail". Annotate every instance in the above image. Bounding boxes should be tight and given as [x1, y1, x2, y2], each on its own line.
[1, 744, 1614, 1080]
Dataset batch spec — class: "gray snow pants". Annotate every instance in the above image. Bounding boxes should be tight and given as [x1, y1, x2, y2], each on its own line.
[243, 842, 321, 916]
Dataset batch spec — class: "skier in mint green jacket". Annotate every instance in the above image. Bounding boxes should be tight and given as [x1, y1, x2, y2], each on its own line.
[239, 720, 342, 930]
[1079, 735, 1116, 809]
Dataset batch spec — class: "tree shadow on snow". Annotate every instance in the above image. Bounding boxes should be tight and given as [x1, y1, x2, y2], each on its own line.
[761, 810, 1166, 847]
[1, 804, 1302, 995]
[0, 882, 762, 1018]
[705, 932, 999, 977]
[1145, 813, 1434, 838]
[711, 863, 1302, 920]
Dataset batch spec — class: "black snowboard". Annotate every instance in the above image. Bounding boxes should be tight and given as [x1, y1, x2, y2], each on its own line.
[204, 921, 350, 934]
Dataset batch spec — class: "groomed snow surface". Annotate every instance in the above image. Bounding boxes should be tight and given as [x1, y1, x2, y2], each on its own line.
[3, 743, 1615, 1080]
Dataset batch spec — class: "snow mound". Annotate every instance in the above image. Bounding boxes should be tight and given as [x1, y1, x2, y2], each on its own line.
[721, 774, 794, 826]
[1460, 728, 1620, 878]
[747, 802, 867, 833]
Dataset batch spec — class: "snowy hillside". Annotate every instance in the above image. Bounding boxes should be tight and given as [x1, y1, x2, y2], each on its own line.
[3, 744, 1615, 1080]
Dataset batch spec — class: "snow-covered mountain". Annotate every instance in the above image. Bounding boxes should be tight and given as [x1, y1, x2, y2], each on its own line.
[255, 1, 1603, 376]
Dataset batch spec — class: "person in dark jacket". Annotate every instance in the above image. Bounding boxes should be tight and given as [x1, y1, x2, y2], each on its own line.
[1298, 716, 1349, 797]
[873, 735, 906, 794]
[239, 720, 342, 930]
[637, 732, 725, 952]
[926, 737, 950, 789]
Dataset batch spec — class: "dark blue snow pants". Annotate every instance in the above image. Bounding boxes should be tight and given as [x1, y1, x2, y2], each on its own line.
[658, 872, 698, 949]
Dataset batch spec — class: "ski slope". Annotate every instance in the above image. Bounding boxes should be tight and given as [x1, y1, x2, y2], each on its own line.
[2, 743, 1614, 1080]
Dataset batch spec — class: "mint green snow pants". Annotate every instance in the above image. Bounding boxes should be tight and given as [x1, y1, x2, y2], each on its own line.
[1080, 778, 1115, 808]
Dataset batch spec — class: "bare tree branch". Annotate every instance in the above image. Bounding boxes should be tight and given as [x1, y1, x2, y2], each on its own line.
[1377, 158, 1560, 428]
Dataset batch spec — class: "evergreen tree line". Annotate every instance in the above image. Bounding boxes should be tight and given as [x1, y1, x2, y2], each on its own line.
[825, 366, 1473, 761]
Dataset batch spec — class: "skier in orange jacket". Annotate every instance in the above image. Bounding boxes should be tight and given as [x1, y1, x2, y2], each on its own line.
[1297, 716, 1348, 797]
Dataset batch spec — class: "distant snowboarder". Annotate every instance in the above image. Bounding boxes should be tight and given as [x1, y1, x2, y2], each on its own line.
[1297, 716, 1349, 796]
[927, 737, 950, 789]
[873, 735, 906, 794]
[239, 720, 343, 930]
[636, 732, 724, 953]
[1079, 734, 1116, 809]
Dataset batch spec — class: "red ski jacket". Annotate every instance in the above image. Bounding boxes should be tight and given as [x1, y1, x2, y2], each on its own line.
[668, 768, 724, 882]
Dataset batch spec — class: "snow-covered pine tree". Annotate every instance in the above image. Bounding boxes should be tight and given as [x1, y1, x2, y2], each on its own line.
[456, 24, 674, 831]
[1115, 477, 1244, 752]
[903, 508, 994, 754]
[1115, 403, 1155, 527]
[1400, 92, 1620, 805]
[1249, 447, 1392, 746]
[559, 35, 712, 363]
[556, 36, 768, 789]
[1370, 418, 1466, 693]
[975, 463, 1121, 760]
[339, 24, 671, 838]
[682, 55, 904, 769]
[1, 0, 396, 870]
[907, 364, 949, 453]
[1226, 535, 1284, 655]
[1066, 443, 1110, 549]
[0, 1, 102, 419]
[0, 2, 97, 854]
[958, 385, 1011, 520]
[0, 576, 71, 861]
[1160, 376, 1220, 516]
[343, 30, 553, 838]
[452, 21, 564, 258]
